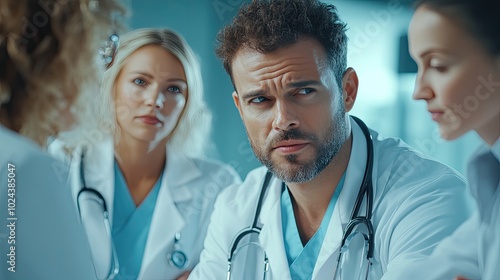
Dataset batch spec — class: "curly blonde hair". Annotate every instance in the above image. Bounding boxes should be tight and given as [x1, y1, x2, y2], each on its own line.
[0, 0, 125, 146]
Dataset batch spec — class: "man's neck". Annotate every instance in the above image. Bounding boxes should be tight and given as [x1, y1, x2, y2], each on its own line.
[286, 135, 352, 245]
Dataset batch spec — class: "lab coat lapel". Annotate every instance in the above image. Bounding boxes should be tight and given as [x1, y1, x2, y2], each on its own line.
[139, 151, 201, 276]
[259, 176, 292, 280]
[78, 138, 116, 224]
[312, 118, 369, 279]
[166, 152, 202, 203]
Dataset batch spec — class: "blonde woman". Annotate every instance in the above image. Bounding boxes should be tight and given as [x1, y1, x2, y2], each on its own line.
[0, 0, 124, 279]
[50, 28, 241, 280]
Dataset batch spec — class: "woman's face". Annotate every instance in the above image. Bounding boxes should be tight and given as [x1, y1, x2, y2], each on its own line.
[114, 44, 186, 147]
[409, 5, 500, 144]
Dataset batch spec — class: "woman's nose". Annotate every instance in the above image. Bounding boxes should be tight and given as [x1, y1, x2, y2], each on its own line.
[155, 94, 165, 109]
[144, 87, 162, 108]
[412, 72, 434, 101]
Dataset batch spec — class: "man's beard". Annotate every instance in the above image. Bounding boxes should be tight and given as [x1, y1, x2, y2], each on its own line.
[248, 113, 348, 183]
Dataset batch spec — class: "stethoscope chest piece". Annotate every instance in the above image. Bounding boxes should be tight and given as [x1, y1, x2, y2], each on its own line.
[168, 250, 189, 269]
[168, 232, 189, 269]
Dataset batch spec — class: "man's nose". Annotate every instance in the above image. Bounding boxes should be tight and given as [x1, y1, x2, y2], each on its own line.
[272, 100, 300, 131]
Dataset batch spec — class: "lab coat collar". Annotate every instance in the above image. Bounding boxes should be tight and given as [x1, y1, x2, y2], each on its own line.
[165, 151, 202, 203]
[80, 139, 202, 276]
[313, 116, 370, 277]
[467, 137, 500, 205]
[140, 150, 202, 275]
[78, 137, 116, 224]
[336, 117, 369, 224]
[255, 117, 371, 279]
[470, 137, 500, 163]
[259, 175, 292, 280]
[491, 137, 500, 162]
[78, 139, 202, 221]
[140, 172, 185, 276]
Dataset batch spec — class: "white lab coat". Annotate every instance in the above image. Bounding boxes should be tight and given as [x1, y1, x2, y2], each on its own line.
[49, 137, 241, 280]
[0, 126, 96, 280]
[395, 138, 500, 280]
[189, 117, 474, 280]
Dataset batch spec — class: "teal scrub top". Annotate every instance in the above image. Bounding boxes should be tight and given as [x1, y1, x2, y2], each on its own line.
[112, 160, 162, 280]
[281, 173, 346, 280]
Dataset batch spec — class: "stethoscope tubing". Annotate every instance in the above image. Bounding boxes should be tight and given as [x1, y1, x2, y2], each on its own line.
[77, 147, 189, 277]
[227, 116, 375, 277]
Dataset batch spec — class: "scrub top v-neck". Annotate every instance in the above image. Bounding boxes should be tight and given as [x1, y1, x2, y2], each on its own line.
[112, 160, 163, 279]
[281, 173, 346, 280]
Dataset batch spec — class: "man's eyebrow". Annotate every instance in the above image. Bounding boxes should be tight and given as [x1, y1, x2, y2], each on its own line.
[238, 80, 321, 100]
[288, 80, 321, 88]
[240, 90, 266, 100]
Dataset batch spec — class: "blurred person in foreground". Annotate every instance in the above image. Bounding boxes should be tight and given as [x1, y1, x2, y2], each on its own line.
[0, 0, 124, 279]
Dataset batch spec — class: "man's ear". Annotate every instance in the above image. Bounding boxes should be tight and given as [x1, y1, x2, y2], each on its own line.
[342, 67, 359, 112]
[232, 91, 243, 118]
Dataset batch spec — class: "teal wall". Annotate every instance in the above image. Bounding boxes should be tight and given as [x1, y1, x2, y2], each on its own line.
[128, 0, 260, 177]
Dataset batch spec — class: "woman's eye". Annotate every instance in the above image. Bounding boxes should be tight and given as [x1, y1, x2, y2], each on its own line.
[167, 86, 181, 93]
[133, 78, 147, 86]
[431, 65, 448, 73]
[429, 59, 449, 73]
[298, 88, 315, 95]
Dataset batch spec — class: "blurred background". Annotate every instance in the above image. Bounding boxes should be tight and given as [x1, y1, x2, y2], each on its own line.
[121, 0, 482, 179]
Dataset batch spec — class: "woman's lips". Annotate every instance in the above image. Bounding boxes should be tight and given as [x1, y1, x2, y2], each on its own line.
[137, 116, 161, 125]
[429, 111, 444, 121]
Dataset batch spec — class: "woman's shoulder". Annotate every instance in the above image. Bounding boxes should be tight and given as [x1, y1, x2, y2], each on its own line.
[47, 138, 74, 162]
[174, 154, 242, 186]
[48, 137, 113, 163]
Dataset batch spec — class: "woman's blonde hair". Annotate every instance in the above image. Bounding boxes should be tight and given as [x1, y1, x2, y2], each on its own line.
[0, 0, 125, 146]
[97, 28, 212, 156]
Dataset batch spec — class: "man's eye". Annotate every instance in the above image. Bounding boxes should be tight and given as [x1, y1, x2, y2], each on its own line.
[298, 88, 315, 94]
[250, 96, 268, 104]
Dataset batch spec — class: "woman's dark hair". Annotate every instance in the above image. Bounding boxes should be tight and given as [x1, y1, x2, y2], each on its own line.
[414, 0, 500, 55]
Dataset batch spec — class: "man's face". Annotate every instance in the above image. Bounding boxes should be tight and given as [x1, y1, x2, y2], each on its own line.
[232, 37, 351, 183]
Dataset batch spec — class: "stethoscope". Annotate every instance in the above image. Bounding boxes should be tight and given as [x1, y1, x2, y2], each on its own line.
[76, 148, 190, 279]
[168, 232, 190, 269]
[226, 116, 374, 279]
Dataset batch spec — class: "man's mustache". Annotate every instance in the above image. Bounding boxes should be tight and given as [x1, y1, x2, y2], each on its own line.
[268, 129, 316, 147]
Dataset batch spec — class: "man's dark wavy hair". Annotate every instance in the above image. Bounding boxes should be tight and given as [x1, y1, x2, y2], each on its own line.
[215, 0, 348, 91]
